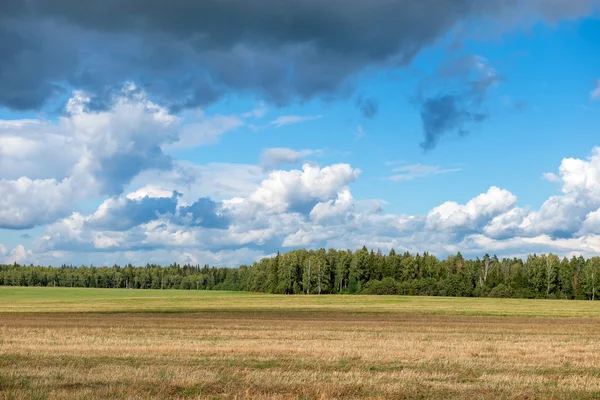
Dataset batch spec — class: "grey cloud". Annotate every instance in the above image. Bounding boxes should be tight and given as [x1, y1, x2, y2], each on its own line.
[260, 148, 317, 170]
[419, 95, 487, 151]
[86, 193, 230, 232]
[0, 22, 75, 110]
[416, 55, 503, 151]
[355, 96, 379, 119]
[2, 0, 596, 111]
[176, 198, 230, 229]
[86, 193, 180, 231]
[98, 148, 173, 196]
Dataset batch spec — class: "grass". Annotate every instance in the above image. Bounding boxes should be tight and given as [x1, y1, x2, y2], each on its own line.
[1, 287, 600, 399]
[1, 286, 600, 317]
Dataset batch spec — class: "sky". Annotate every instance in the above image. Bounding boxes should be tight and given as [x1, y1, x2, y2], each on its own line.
[1, 0, 600, 267]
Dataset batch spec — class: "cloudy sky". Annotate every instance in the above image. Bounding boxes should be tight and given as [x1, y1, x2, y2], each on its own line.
[1, 1, 600, 266]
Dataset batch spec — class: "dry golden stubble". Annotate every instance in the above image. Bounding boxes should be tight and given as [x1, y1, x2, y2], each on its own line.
[1, 311, 600, 399]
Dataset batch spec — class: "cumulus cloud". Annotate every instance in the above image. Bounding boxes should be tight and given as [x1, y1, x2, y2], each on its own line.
[0, 86, 250, 230]
[35, 187, 232, 256]
[426, 186, 517, 232]
[175, 198, 230, 229]
[35, 163, 361, 256]
[131, 161, 266, 203]
[482, 147, 600, 241]
[1, 0, 595, 111]
[0, 86, 176, 229]
[12, 241, 267, 268]
[1, 245, 30, 264]
[86, 192, 180, 231]
[518, 148, 600, 237]
[309, 189, 355, 224]
[247, 163, 361, 214]
[18, 146, 600, 265]
[63, 86, 178, 195]
[0, 177, 79, 229]
[388, 164, 462, 182]
[0, 119, 76, 180]
[483, 207, 529, 239]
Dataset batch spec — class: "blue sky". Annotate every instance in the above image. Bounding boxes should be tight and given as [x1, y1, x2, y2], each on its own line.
[1, 1, 600, 266]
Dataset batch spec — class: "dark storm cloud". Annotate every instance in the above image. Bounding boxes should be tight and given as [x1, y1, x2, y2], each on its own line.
[0, 0, 597, 112]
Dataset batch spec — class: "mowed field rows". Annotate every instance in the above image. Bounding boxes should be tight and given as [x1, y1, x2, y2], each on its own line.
[1, 288, 600, 399]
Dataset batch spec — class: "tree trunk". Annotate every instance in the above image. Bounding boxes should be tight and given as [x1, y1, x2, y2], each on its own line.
[318, 272, 322, 295]
[480, 257, 492, 288]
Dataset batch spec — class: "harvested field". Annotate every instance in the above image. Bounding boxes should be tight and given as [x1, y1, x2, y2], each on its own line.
[1, 287, 600, 399]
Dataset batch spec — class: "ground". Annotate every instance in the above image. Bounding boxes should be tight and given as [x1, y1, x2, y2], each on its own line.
[1, 288, 600, 399]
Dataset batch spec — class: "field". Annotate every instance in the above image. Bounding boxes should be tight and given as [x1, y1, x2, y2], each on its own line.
[1, 288, 600, 399]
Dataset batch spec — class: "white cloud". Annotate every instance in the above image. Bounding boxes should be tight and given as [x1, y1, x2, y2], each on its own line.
[0, 177, 80, 229]
[2, 245, 30, 264]
[27, 148, 600, 265]
[426, 186, 517, 231]
[12, 139, 600, 266]
[483, 207, 529, 239]
[580, 208, 600, 235]
[0, 119, 77, 180]
[126, 186, 177, 200]
[269, 114, 322, 128]
[34, 163, 361, 258]
[522, 148, 600, 237]
[11, 240, 267, 268]
[389, 164, 462, 182]
[591, 79, 600, 100]
[309, 189, 355, 223]
[0, 86, 179, 228]
[0, 86, 253, 230]
[247, 163, 361, 214]
[131, 161, 265, 202]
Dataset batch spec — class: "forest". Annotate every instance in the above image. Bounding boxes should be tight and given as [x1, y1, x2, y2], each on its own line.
[1, 247, 599, 300]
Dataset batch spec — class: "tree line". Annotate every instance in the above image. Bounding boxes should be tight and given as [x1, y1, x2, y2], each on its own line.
[1, 247, 599, 300]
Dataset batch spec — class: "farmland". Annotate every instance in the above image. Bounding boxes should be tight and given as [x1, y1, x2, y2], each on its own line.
[1, 287, 600, 399]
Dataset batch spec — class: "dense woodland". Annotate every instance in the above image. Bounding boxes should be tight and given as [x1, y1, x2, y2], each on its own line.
[1, 247, 599, 300]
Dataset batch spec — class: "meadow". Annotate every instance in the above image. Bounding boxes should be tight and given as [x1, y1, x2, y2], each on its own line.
[1, 287, 600, 399]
